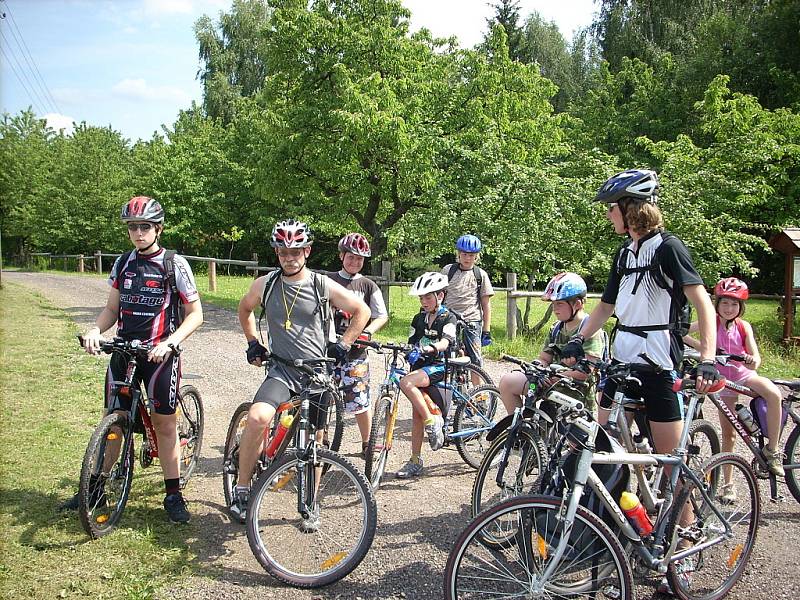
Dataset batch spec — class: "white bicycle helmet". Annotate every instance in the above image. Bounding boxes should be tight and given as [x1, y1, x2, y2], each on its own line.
[409, 272, 449, 296]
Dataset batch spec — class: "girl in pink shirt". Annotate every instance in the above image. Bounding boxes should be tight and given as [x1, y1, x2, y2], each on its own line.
[686, 277, 784, 479]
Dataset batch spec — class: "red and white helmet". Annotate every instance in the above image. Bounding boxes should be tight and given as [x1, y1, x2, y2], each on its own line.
[121, 196, 164, 223]
[270, 219, 313, 248]
[714, 277, 749, 301]
[338, 232, 371, 257]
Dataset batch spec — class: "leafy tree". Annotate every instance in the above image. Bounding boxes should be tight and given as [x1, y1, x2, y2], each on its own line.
[249, 0, 560, 261]
[483, 0, 526, 60]
[195, 0, 274, 123]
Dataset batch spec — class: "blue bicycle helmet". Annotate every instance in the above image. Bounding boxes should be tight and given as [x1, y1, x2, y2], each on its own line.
[595, 169, 659, 204]
[456, 234, 482, 253]
[543, 272, 587, 302]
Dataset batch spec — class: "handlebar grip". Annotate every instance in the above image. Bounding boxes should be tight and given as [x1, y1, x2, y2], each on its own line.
[672, 377, 727, 393]
[501, 354, 524, 365]
[353, 338, 381, 350]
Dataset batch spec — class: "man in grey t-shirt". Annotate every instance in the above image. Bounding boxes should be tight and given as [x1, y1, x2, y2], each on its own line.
[230, 219, 369, 523]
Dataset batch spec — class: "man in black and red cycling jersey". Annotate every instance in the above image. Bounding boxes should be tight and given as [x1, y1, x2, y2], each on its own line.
[60, 196, 204, 524]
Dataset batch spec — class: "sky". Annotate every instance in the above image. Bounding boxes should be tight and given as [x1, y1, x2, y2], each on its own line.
[0, 0, 597, 142]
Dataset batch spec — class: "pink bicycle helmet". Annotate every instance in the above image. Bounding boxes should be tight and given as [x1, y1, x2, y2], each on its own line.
[714, 277, 749, 301]
[338, 233, 371, 257]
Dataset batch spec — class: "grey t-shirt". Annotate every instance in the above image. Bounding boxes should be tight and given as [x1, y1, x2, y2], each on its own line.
[263, 272, 329, 392]
[440, 265, 495, 322]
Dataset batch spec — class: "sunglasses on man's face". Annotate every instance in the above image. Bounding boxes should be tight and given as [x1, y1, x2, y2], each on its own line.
[127, 223, 154, 233]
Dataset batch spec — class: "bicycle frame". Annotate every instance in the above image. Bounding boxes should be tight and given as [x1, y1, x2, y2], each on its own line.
[539, 397, 735, 582]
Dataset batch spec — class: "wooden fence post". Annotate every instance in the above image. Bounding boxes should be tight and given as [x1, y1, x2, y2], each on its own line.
[95, 250, 102, 274]
[506, 272, 517, 340]
[379, 261, 392, 313]
[209, 260, 217, 292]
[252, 253, 259, 279]
[78, 254, 84, 272]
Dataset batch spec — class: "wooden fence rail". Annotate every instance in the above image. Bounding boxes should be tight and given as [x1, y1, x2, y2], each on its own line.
[13, 252, 798, 340]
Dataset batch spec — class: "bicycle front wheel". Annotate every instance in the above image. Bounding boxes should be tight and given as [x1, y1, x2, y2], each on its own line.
[364, 394, 394, 490]
[666, 452, 760, 600]
[453, 384, 501, 469]
[784, 424, 800, 504]
[687, 418, 721, 493]
[247, 447, 378, 588]
[78, 412, 135, 539]
[177, 384, 204, 485]
[323, 391, 345, 453]
[444, 494, 633, 600]
[471, 427, 548, 519]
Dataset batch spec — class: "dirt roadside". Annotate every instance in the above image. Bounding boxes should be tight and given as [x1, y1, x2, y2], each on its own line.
[6, 271, 799, 599]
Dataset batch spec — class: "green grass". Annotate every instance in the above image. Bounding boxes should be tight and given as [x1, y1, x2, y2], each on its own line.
[0, 283, 195, 599]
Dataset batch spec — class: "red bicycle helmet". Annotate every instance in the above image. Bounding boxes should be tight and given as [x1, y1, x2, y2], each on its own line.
[121, 196, 164, 223]
[338, 232, 371, 257]
[714, 277, 749, 301]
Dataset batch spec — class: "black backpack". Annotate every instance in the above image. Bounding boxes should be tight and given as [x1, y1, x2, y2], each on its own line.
[614, 231, 692, 339]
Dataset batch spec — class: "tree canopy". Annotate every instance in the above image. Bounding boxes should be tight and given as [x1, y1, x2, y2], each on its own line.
[1, 0, 798, 293]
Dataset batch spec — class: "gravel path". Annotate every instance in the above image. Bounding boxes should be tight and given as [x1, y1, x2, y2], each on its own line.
[6, 271, 799, 599]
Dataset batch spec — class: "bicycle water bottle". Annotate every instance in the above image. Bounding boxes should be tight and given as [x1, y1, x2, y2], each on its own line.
[734, 403, 760, 435]
[619, 491, 653, 536]
[266, 413, 294, 458]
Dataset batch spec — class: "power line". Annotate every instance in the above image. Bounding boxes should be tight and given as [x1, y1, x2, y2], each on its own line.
[0, 42, 46, 114]
[1, 0, 62, 113]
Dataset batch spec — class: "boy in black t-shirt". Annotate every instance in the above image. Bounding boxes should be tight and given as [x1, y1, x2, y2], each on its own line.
[396, 272, 457, 478]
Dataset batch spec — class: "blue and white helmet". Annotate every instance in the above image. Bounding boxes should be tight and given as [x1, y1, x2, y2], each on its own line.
[543, 272, 587, 302]
[456, 234, 482, 253]
[595, 169, 659, 204]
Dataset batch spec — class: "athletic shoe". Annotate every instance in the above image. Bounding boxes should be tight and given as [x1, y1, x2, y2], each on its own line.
[657, 557, 694, 595]
[229, 487, 249, 524]
[762, 447, 785, 477]
[164, 493, 190, 524]
[425, 414, 445, 451]
[718, 483, 737, 505]
[396, 459, 424, 479]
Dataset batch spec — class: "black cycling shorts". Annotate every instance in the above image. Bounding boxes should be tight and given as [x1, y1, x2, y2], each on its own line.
[599, 367, 682, 423]
[105, 352, 181, 416]
[253, 376, 331, 430]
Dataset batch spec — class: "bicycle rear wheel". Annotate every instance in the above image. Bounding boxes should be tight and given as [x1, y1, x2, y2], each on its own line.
[247, 447, 377, 588]
[666, 452, 760, 600]
[78, 412, 134, 539]
[222, 402, 254, 507]
[364, 394, 394, 490]
[687, 419, 721, 493]
[444, 494, 633, 600]
[177, 384, 204, 486]
[471, 427, 548, 519]
[453, 384, 501, 469]
[784, 424, 800, 504]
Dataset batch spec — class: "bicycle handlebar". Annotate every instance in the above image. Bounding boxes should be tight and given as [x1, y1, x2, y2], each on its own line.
[77, 335, 183, 356]
[352, 339, 412, 353]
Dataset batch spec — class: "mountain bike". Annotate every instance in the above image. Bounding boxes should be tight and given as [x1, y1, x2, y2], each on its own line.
[694, 351, 800, 503]
[360, 339, 498, 490]
[76, 337, 204, 539]
[446, 381, 760, 600]
[222, 358, 345, 508]
[245, 355, 377, 588]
